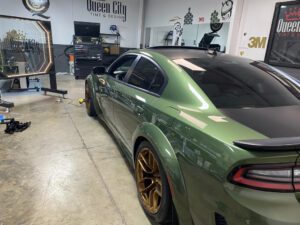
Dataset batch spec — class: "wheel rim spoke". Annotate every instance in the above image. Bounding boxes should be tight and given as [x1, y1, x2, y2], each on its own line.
[138, 155, 152, 173]
[138, 177, 153, 184]
[148, 188, 155, 208]
[85, 87, 90, 109]
[141, 181, 156, 193]
[136, 148, 163, 214]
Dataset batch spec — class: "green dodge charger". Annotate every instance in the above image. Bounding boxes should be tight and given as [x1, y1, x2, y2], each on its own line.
[84, 47, 300, 225]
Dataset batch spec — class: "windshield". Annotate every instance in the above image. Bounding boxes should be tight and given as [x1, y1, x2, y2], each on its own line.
[175, 57, 300, 109]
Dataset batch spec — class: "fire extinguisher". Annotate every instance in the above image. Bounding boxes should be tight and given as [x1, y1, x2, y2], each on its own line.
[69, 54, 75, 76]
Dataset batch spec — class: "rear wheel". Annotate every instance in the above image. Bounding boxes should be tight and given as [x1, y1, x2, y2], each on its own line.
[135, 141, 173, 224]
[85, 83, 96, 117]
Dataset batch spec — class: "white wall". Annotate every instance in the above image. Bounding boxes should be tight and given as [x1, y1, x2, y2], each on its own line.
[229, 0, 297, 60]
[1, 0, 298, 59]
[144, 0, 233, 27]
[143, 0, 235, 51]
[0, 0, 142, 48]
[143, 0, 298, 61]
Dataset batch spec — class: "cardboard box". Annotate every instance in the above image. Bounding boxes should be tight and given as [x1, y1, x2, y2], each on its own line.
[110, 45, 120, 55]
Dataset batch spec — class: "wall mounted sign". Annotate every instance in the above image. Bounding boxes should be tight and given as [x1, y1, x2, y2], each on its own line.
[265, 1, 300, 67]
[210, 10, 223, 33]
[184, 8, 194, 25]
[199, 17, 205, 23]
[248, 37, 267, 49]
[172, 22, 183, 46]
[0, 16, 53, 79]
[170, 16, 182, 22]
[221, 0, 233, 21]
[87, 0, 128, 22]
[22, 0, 50, 19]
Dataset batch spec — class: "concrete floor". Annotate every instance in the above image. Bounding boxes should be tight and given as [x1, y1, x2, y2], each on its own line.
[0, 75, 151, 225]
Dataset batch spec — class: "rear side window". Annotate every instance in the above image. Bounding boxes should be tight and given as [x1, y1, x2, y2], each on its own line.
[128, 57, 165, 94]
[175, 57, 300, 109]
[109, 55, 137, 80]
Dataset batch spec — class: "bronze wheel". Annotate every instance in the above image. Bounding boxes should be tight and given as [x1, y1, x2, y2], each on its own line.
[136, 147, 163, 214]
[135, 141, 174, 224]
[85, 85, 91, 110]
[85, 82, 96, 116]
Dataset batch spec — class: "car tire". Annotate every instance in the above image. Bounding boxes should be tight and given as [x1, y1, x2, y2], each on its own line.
[135, 141, 173, 224]
[85, 83, 96, 117]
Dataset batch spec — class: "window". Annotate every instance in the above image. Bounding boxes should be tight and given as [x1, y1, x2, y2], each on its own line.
[174, 57, 300, 109]
[266, 2, 300, 67]
[128, 58, 165, 94]
[109, 55, 137, 80]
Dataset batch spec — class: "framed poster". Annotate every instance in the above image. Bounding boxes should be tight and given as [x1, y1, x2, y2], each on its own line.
[0, 15, 54, 79]
[265, 1, 300, 68]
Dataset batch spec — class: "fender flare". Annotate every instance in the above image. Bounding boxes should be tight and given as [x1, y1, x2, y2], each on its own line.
[86, 75, 102, 115]
[86, 75, 96, 100]
[132, 122, 194, 225]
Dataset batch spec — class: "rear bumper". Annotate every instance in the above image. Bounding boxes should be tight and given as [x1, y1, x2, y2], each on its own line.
[189, 183, 300, 225]
[222, 184, 300, 225]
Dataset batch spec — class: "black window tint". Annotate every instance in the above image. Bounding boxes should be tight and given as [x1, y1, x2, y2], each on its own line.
[128, 58, 164, 94]
[110, 55, 137, 80]
[149, 71, 165, 94]
[176, 57, 300, 109]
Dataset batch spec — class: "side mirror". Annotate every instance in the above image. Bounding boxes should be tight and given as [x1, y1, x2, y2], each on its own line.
[92, 66, 106, 75]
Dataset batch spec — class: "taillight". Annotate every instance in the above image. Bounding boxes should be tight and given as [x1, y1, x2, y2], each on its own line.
[229, 164, 300, 192]
[294, 168, 300, 191]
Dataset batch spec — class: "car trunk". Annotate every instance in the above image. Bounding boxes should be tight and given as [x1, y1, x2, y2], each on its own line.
[221, 105, 300, 139]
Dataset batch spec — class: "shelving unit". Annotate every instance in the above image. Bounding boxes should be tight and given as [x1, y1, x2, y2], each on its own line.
[73, 35, 103, 80]
[100, 33, 121, 56]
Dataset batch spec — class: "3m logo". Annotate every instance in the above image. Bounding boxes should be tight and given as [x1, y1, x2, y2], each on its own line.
[248, 37, 267, 49]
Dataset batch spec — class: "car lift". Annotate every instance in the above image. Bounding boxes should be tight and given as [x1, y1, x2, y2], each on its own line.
[0, 91, 14, 113]
[41, 70, 68, 98]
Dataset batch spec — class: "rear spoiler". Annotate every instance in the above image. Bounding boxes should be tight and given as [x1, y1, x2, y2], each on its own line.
[234, 137, 300, 151]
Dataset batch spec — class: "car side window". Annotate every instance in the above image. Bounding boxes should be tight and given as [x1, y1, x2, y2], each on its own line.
[127, 57, 165, 94]
[109, 55, 137, 81]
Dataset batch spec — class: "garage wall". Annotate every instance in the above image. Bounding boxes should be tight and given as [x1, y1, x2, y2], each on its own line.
[144, 0, 234, 27]
[230, 0, 297, 61]
[143, 0, 298, 63]
[143, 0, 236, 51]
[0, 0, 142, 48]
[0, 0, 143, 72]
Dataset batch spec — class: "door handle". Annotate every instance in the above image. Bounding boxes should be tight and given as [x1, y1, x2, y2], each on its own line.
[135, 106, 144, 116]
[98, 78, 107, 87]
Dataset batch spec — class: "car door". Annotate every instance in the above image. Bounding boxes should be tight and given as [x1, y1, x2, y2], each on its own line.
[113, 56, 166, 150]
[95, 54, 138, 128]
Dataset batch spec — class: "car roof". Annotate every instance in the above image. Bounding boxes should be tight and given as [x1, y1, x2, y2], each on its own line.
[144, 46, 246, 63]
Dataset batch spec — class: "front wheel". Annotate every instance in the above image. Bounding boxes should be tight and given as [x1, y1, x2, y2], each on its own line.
[85, 83, 96, 117]
[135, 141, 173, 224]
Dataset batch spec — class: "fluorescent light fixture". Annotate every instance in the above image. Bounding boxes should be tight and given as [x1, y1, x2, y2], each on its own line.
[188, 83, 209, 110]
[173, 59, 206, 72]
[208, 116, 228, 123]
[167, 60, 183, 72]
[179, 111, 207, 129]
[140, 51, 153, 58]
[136, 95, 146, 103]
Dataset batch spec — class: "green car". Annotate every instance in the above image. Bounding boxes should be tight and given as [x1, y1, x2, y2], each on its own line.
[85, 47, 300, 225]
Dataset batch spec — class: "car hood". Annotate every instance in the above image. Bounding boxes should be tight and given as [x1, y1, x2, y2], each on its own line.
[221, 105, 300, 139]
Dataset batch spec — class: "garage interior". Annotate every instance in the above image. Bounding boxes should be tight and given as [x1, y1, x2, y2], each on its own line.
[1, 0, 300, 225]
[1, 76, 152, 225]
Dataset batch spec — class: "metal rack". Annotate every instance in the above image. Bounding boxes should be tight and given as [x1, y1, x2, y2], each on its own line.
[73, 35, 103, 80]
[0, 90, 14, 112]
[100, 33, 121, 56]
